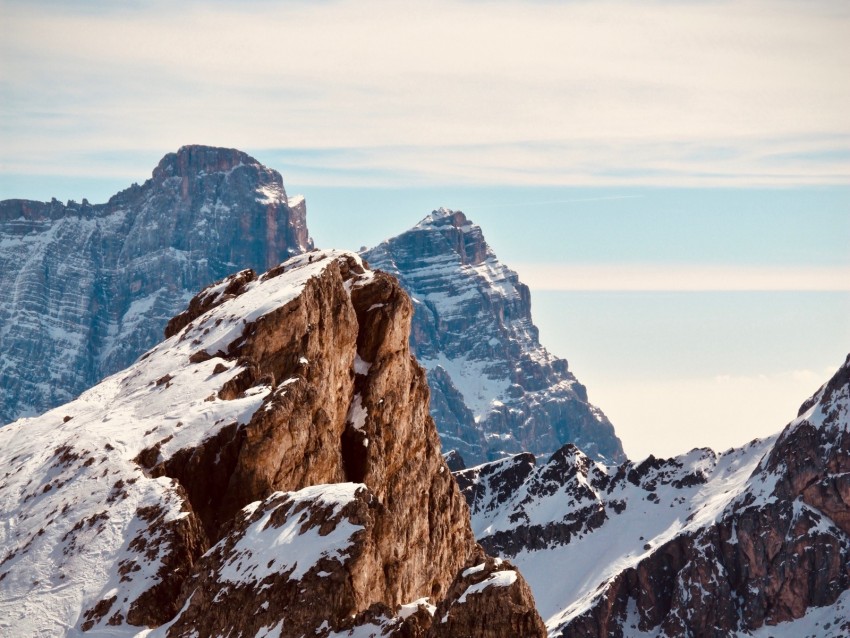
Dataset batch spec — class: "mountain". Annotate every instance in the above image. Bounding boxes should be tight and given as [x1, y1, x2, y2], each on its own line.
[362, 208, 625, 466]
[455, 354, 850, 637]
[0, 250, 545, 637]
[0, 145, 311, 425]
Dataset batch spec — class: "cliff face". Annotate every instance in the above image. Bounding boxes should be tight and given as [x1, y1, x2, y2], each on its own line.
[363, 208, 625, 465]
[0, 250, 544, 637]
[455, 355, 850, 637]
[0, 145, 312, 425]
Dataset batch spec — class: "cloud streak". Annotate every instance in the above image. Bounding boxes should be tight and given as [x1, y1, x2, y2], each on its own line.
[514, 264, 850, 291]
[1, 0, 849, 186]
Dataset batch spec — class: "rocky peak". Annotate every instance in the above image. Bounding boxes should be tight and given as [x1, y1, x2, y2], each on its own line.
[0, 250, 545, 637]
[454, 354, 850, 637]
[153, 144, 260, 181]
[0, 146, 312, 425]
[362, 210, 624, 466]
[412, 208, 489, 266]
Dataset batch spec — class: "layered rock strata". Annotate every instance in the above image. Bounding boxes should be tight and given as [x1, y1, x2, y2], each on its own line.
[456, 354, 850, 637]
[363, 208, 625, 465]
[0, 250, 544, 637]
[0, 145, 311, 424]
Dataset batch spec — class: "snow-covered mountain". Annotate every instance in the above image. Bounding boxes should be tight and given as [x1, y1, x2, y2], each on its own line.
[0, 145, 311, 425]
[456, 355, 850, 637]
[362, 208, 625, 466]
[0, 250, 545, 637]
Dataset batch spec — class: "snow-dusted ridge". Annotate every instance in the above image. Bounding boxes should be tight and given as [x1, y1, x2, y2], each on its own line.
[1, 247, 546, 637]
[0, 250, 365, 635]
[456, 354, 850, 637]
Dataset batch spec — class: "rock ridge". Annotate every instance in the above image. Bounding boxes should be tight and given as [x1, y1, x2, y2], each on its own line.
[0, 250, 545, 637]
[455, 354, 850, 637]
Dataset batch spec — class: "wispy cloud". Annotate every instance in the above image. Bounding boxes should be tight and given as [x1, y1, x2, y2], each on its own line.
[1, 0, 848, 187]
[513, 264, 850, 291]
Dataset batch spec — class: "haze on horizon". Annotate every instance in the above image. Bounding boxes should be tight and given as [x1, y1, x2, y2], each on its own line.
[1, 0, 848, 459]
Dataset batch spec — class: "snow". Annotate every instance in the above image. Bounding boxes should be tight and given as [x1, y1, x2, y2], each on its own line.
[218, 483, 365, 585]
[353, 354, 371, 376]
[346, 394, 368, 431]
[398, 597, 436, 619]
[458, 570, 517, 603]
[461, 563, 487, 578]
[254, 619, 284, 638]
[286, 194, 305, 209]
[255, 184, 285, 205]
[463, 439, 779, 633]
[420, 357, 511, 420]
[620, 598, 662, 637]
[192, 252, 346, 357]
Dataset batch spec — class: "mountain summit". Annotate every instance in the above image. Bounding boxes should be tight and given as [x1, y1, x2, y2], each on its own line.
[363, 208, 625, 465]
[0, 145, 312, 424]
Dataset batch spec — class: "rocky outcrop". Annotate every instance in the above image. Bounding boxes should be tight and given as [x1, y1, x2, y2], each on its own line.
[0, 145, 312, 425]
[0, 250, 544, 637]
[363, 208, 624, 465]
[455, 355, 850, 637]
[428, 553, 546, 637]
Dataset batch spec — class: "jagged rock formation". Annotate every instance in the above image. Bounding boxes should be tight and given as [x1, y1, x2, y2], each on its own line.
[455, 354, 850, 637]
[0, 250, 544, 637]
[0, 145, 312, 425]
[363, 208, 625, 466]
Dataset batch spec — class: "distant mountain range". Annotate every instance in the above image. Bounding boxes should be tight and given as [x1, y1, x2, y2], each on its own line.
[455, 354, 850, 637]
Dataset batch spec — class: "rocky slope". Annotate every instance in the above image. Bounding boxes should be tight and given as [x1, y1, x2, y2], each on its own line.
[0, 250, 545, 637]
[0, 145, 311, 425]
[456, 354, 850, 637]
[362, 208, 624, 466]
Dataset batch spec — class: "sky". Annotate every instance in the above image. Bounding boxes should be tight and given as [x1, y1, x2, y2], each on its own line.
[1, 0, 848, 459]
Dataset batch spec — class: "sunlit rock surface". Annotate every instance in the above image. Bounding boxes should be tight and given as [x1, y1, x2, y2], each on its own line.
[0, 250, 544, 637]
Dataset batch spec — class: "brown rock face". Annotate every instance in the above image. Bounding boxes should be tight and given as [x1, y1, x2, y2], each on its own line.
[125, 251, 543, 636]
[0, 250, 545, 637]
[428, 554, 547, 638]
[166, 484, 386, 637]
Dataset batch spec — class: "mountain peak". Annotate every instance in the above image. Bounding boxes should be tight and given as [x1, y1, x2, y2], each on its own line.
[362, 211, 625, 465]
[0, 249, 545, 636]
[457, 354, 850, 636]
[152, 145, 269, 181]
[415, 207, 472, 230]
[0, 146, 311, 425]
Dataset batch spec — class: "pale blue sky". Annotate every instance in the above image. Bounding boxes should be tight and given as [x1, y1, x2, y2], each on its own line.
[1, 0, 848, 457]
